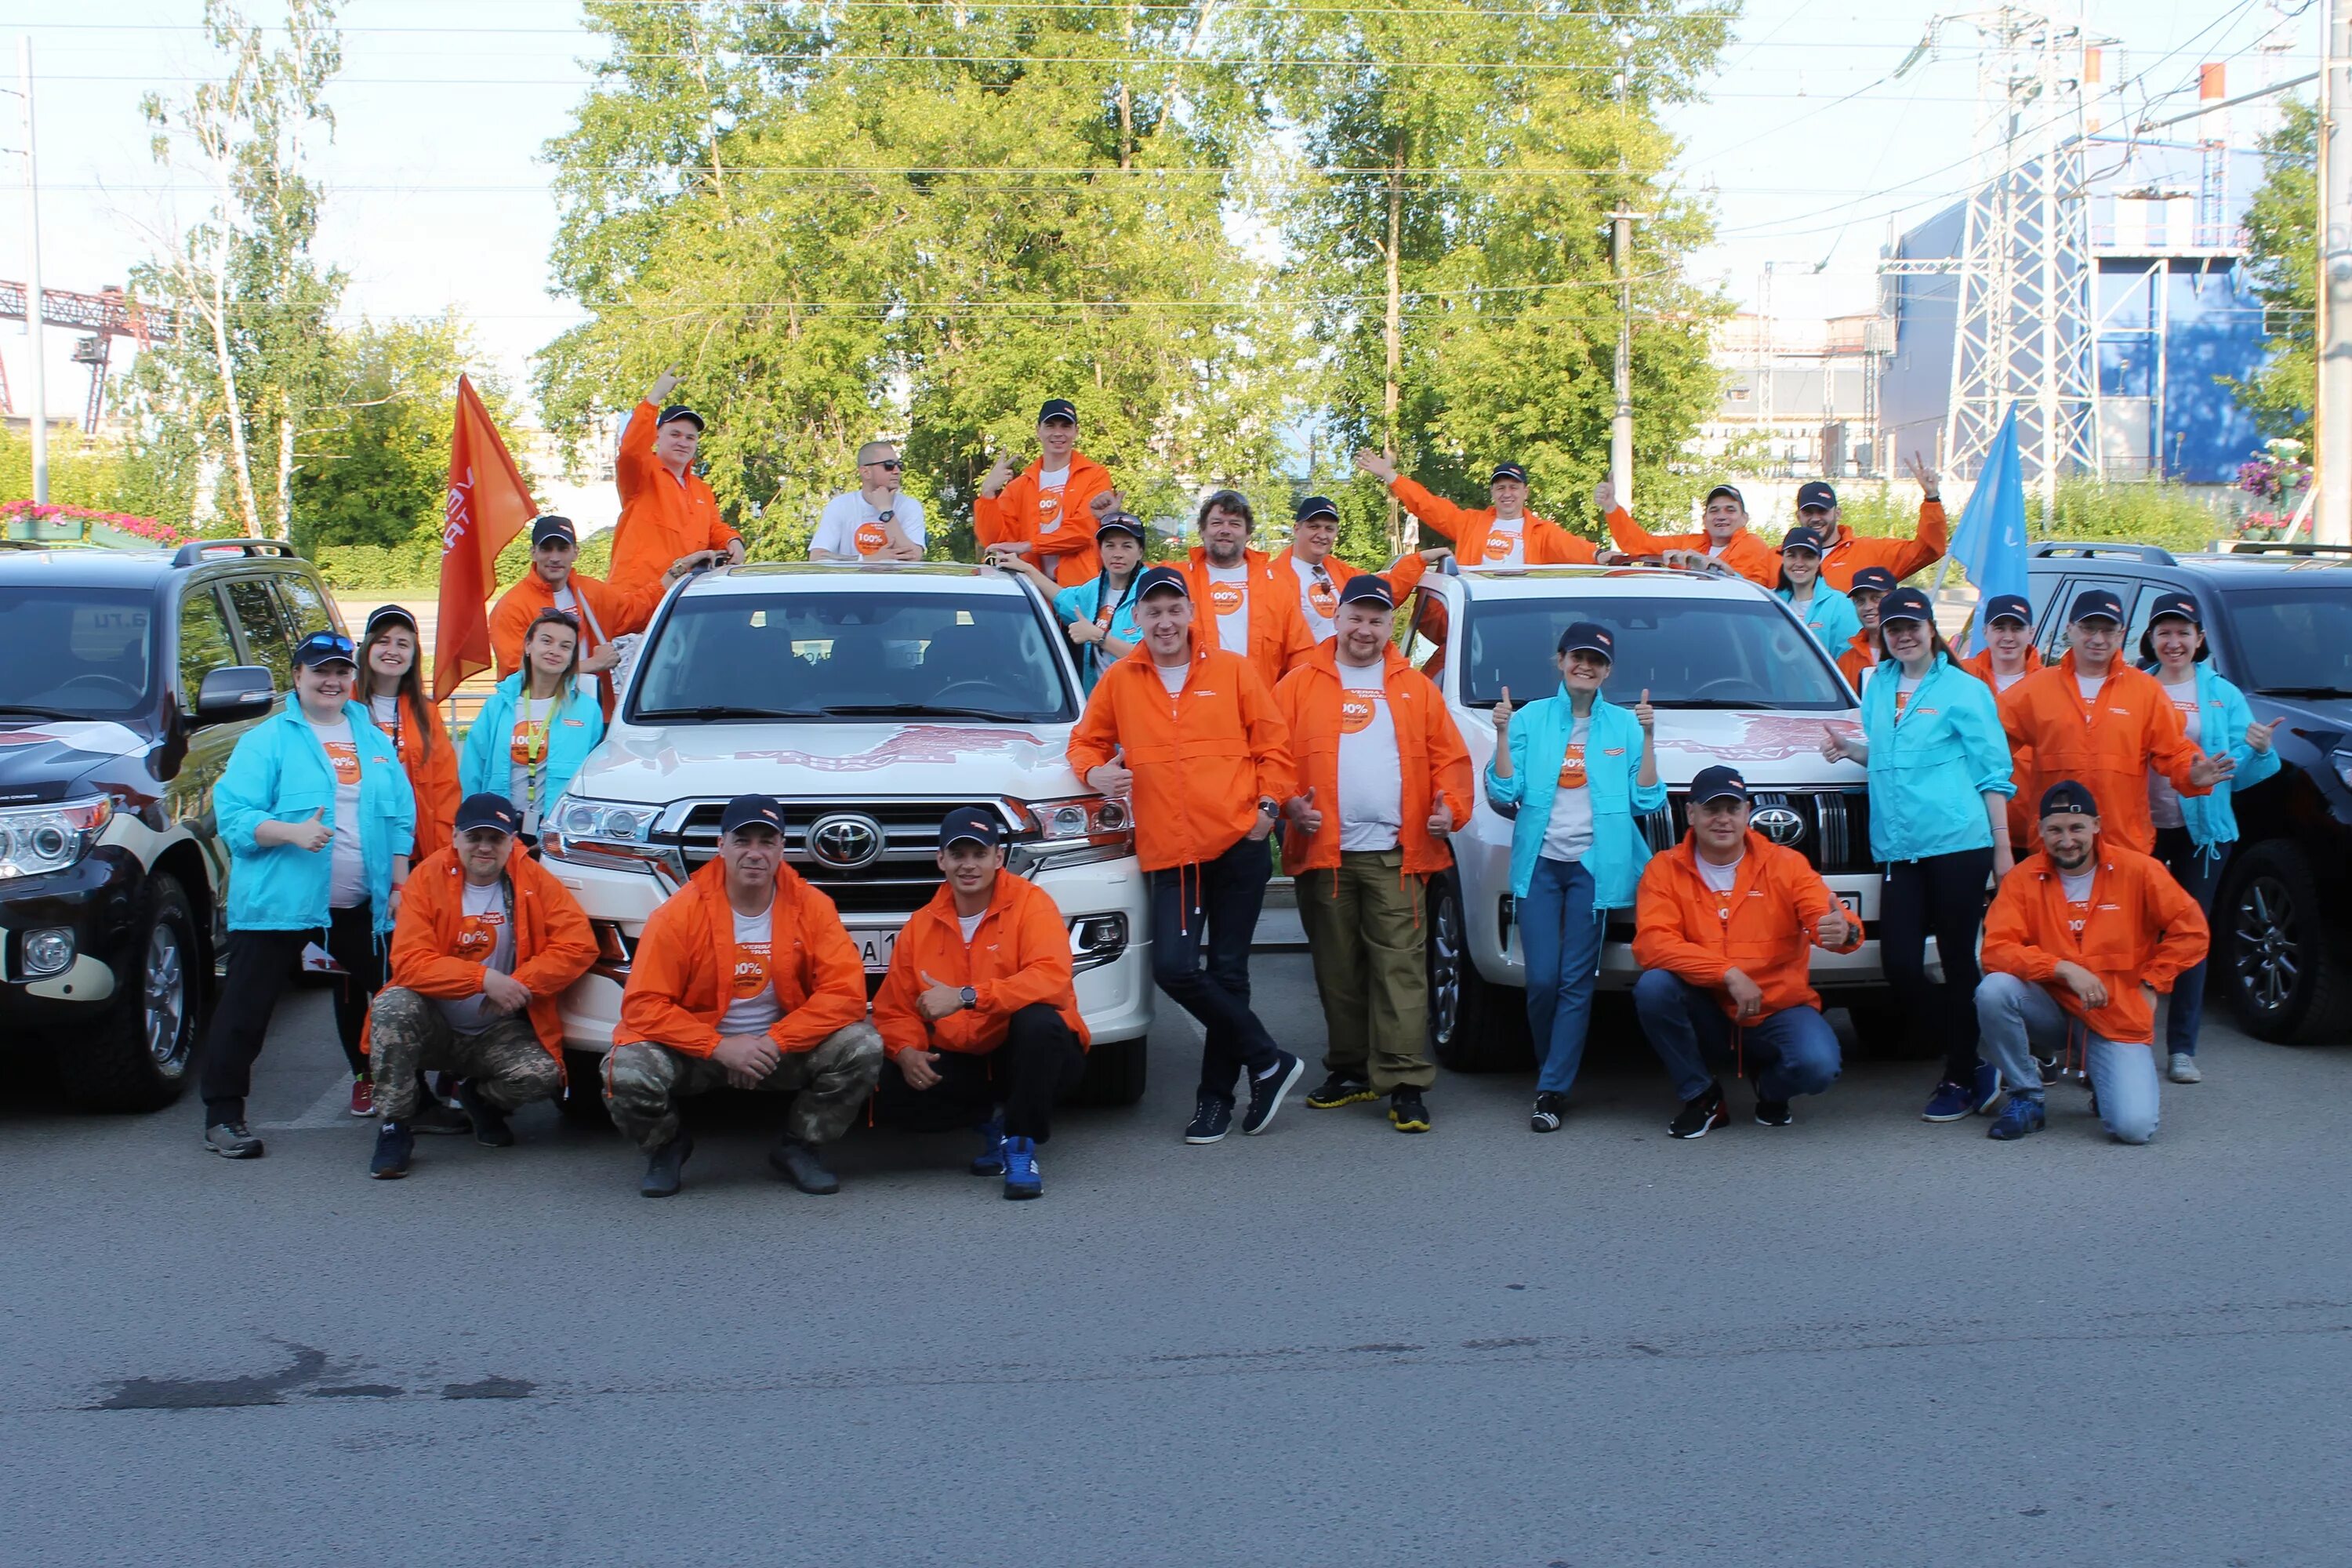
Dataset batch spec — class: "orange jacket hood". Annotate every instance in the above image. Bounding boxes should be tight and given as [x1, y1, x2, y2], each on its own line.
[1632, 830, 1863, 1019]
[1981, 843, 2209, 1044]
[379, 842, 597, 1062]
[872, 871, 1089, 1058]
[1995, 652, 2209, 855]
[1272, 641, 1473, 878]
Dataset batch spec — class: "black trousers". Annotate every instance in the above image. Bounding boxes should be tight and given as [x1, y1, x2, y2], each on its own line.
[1878, 848, 1994, 1082]
[872, 1004, 1087, 1141]
[1149, 835, 1282, 1102]
[198, 903, 383, 1123]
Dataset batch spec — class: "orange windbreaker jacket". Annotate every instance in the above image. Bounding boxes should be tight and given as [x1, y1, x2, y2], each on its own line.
[1962, 646, 2044, 847]
[381, 688, 459, 860]
[1066, 641, 1296, 873]
[1980, 842, 2209, 1044]
[380, 843, 598, 1060]
[1604, 506, 1780, 588]
[1632, 830, 1864, 1020]
[1996, 652, 2209, 855]
[1836, 632, 1880, 691]
[607, 400, 739, 631]
[615, 856, 868, 1057]
[1388, 477, 1599, 567]
[491, 568, 639, 680]
[873, 872, 1091, 1059]
[1817, 503, 1948, 590]
[1269, 546, 1433, 637]
[1272, 642, 1473, 878]
[1181, 546, 1319, 691]
[974, 452, 1116, 587]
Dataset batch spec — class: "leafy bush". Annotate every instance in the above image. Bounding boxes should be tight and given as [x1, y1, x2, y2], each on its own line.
[312, 528, 614, 593]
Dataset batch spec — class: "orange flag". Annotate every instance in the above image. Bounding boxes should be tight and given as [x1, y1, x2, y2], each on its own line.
[434, 375, 537, 701]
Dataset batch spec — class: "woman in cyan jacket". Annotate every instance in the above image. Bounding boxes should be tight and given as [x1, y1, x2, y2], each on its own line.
[2139, 590, 2279, 1083]
[1774, 524, 1861, 654]
[1484, 619, 1664, 1133]
[1820, 587, 2015, 1124]
[462, 608, 605, 844]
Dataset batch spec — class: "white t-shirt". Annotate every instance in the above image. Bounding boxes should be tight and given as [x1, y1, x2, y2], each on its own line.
[957, 910, 985, 944]
[720, 903, 782, 1036]
[507, 694, 557, 836]
[811, 490, 928, 558]
[1207, 561, 1250, 655]
[1155, 661, 1189, 695]
[2076, 673, 2107, 702]
[1541, 715, 1595, 862]
[1992, 666, 2028, 693]
[1334, 660, 1403, 852]
[1706, 542, 1728, 559]
[310, 715, 368, 909]
[1035, 466, 1073, 537]
[1479, 515, 1526, 568]
[1292, 556, 1341, 642]
[1894, 670, 1922, 717]
[553, 583, 578, 615]
[436, 878, 515, 1035]
[2060, 867, 2096, 935]
[2147, 676, 2202, 829]
[1697, 852, 1743, 893]
[368, 693, 399, 731]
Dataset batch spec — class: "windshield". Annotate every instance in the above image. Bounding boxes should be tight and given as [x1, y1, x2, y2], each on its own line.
[0, 588, 157, 720]
[1460, 593, 1849, 710]
[2226, 589, 2352, 696]
[628, 590, 1076, 723]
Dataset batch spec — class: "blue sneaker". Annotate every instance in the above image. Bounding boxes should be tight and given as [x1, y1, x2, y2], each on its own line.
[1970, 1059, 2002, 1115]
[1987, 1094, 2046, 1141]
[1002, 1135, 1042, 1200]
[969, 1118, 1006, 1177]
[1921, 1080, 1975, 1122]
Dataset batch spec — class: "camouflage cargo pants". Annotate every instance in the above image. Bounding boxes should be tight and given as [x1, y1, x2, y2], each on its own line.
[603, 1022, 884, 1153]
[368, 986, 562, 1123]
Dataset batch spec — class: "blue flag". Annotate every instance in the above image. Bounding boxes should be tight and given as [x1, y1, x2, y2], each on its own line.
[1950, 406, 2029, 656]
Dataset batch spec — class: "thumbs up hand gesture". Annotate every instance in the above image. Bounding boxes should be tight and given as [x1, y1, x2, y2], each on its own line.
[1287, 786, 1323, 834]
[1491, 686, 1515, 738]
[270, 808, 333, 853]
[1635, 688, 1655, 732]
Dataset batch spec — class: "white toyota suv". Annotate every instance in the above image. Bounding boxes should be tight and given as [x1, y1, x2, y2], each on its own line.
[1410, 563, 1918, 1070]
[539, 562, 1153, 1104]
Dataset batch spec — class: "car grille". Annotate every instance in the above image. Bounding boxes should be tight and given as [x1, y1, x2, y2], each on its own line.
[1639, 789, 1873, 876]
[658, 797, 1022, 917]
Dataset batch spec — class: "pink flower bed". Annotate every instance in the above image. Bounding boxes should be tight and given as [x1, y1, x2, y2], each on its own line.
[0, 501, 185, 546]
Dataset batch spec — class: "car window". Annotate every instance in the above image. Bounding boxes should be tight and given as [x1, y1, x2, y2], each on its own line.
[177, 586, 241, 713]
[0, 587, 157, 720]
[224, 577, 296, 690]
[1460, 593, 1849, 711]
[2223, 589, 2352, 697]
[2026, 571, 2066, 631]
[274, 573, 337, 640]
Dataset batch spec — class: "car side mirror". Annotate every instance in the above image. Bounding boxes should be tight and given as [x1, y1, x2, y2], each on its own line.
[194, 665, 277, 722]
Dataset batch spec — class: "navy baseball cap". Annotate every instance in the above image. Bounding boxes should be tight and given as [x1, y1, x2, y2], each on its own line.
[1490, 461, 1530, 485]
[2038, 780, 2100, 819]
[1982, 593, 2031, 626]
[1294, 494, 1341, 524]
[1878, 587, 1933, 626]
[1038, 397, 1078, 424]
[656, 405, 705, 431]
[293, 630, 358, 669]
[1849, 567, 1899, 597]
[1780, 525, 1827, 557]
[718, 794, 786, 837]
[531, 514, 578, 546]
[2147, 590, 2200, 626]
[2067, 587, 2125, 625]
[1094, 513, 1147, 543]
[455, 793, 521, 837]
[363, 604, 417, 638]
[1556, 620, 1615, 660]
[1795, 481, 1838, 512]
[1336, 574, 1396, 611]
[1704, 483, 1746, 509]
[1689, 764, 1749, 805]
[938, 805, 1003, 851]
[1134, 564, 1190, 601]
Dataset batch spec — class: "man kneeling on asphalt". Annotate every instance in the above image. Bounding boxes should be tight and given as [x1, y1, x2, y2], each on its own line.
[1976, 781, 2209, 1145]
[367, 794, 599, 1178]
[605, 794, 883, 1197]
[1632, 765, 1864, 1137]
[873, 808, 1091, 1200]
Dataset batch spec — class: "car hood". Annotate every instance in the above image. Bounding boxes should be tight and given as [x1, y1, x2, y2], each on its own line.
[571, 720, 1087, 804]
[0, 719, 153, 808]
[1448, 701, 1867, 789]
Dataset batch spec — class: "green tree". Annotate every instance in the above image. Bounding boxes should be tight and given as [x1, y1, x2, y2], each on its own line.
[2224, 98, 2316, 442]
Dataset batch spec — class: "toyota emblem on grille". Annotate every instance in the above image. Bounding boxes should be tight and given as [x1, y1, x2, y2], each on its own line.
[1750, 804, 1806, 848]
[806, 811, 886, 869]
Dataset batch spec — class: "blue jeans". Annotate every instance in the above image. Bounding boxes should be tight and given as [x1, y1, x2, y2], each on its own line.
[2152, 828, 2227, 1057]
[1150, 835, 1282, 1102]
[1519, 857, 1604, 1095]
[1975, 971, 2161, 1144]
[1632, 970, 1842, 1104]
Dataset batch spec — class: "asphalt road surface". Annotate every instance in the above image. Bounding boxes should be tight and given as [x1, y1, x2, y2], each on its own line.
[3, 954, 2348, 1567]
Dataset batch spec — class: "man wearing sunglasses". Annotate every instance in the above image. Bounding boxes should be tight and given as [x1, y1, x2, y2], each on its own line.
[1272, 495, 1450, 644]
[810, 441, 927, 561]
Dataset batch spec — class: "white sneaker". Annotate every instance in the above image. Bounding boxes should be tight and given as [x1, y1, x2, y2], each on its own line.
[2168, 1052, 2202, 1084]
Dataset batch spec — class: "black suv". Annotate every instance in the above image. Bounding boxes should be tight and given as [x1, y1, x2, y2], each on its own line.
[0, 539, 341, 1108]
[2024, 541, 2352, 1044]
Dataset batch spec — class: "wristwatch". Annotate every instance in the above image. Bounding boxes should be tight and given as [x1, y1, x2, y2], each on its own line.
[1257, 797, 1279, 818]
[959, 985, 977, 1010]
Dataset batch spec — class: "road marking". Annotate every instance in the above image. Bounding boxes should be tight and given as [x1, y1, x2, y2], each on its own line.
[258, 1078, 362, 1131]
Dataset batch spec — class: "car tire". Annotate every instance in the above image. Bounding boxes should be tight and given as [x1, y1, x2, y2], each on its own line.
[1426, 873, 1532, 1073]
[2219, 840, 2352, 1045]
[1073, 1035, 1148, 1106]
[58, 872, 203, 1112]
[559, 1048, 614, 1127]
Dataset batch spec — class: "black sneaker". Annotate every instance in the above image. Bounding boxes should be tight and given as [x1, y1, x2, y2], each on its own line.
[454, 1079, 514, 1148]
[409, 1095, 471, 1137]
[1530, 1091, 1566, 1133]
[1388, 1089, 1432, 1134]
[369, 1122, 414, 1178]
[640, 1131, 692, 1198]
[1184, 1094, 1233, 1145]
[1306, 1073, 1376, 1109]
[1242, 1051, 1305, 1136]
[204, 1121, 265, 1159]
[768, 1136, 841, 1195]
[2034, 1054, 2060, 1086]
[1753, 1098, 1792, 1127]
[1667, 1083, 1727, 1139]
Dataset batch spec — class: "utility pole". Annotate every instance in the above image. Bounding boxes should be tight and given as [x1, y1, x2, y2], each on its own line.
[17, 37, 48, 505]
[2318, 0, 2352, 544]
[1610, 31, 1635, 507]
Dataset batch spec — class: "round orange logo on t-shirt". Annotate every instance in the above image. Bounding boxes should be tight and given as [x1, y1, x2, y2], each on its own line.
[323, 740, 361, 785]
[1037, 491, 1065, 535]
[854, 520, 888, 555]
[1209, 580, 1245, 616]
[510, 720, 548, 767]
[1483, 532, 1518, 563]
[732, 942, 772, 999]
[1308, 579, 1339, 619]
[455, 911, 505, 962]
[1339, 691, 1381, 733]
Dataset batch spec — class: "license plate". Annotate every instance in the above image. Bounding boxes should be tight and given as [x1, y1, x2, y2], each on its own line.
[846, 927, 898, 974]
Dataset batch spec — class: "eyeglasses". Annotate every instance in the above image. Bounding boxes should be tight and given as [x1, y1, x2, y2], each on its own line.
[865, 458, 902, 470]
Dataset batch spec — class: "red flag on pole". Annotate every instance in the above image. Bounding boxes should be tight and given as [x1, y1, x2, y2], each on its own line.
[434, 375, 536, 701]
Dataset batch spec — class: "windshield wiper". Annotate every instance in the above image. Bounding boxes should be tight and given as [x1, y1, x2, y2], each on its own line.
[2255, 686, 2352, 699]
[819, 702, 1036, 721]
[632, 704, 824, 720]
[0, 704, 84, 721]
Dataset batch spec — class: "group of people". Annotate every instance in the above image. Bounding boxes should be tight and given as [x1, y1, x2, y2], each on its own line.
[187, 374, 2276, 1193]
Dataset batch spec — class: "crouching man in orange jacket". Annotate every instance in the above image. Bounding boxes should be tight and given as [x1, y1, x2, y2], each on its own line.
[1632, 765, 1864, 1137]
[604, 794, 883, 1198]
[873, 808, 1090, 1200]
[1976, 780, 2209, 1145]
[365, 793, 598, 1179]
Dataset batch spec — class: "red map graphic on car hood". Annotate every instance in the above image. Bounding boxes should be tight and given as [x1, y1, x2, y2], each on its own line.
[1670, 713, 1857, 763]
[637, 725, 1058, 777]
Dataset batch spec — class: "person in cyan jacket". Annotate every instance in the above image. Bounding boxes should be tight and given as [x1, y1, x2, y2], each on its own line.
[1484, 620, 1665, 1134]
[460, 608, 604, 845]
[1773, 525, 1860, 655]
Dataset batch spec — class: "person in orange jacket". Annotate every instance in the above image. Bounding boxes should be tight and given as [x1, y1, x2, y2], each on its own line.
[1962, 593, 2045, 854]
[1632, 765, 1864, 1138]
[873, 808, 1090, 1200]
[1066, 565, 1306, 1145]
[1181, 488, 1318, 691]
[1352, 450, 1603, 568]
[603, 794, 883, 1198]
[1275, 575, 1475, 1133]
[606, 366, 745, 632]
[974, 397, 1116, 587]
[1794, 458, 1949, 592]
[356, 604, 459, 865]
[1976, 780, 2209, 1144]
[363, 793, 598, 1178]
[1995, 586, 2230, 855]
[490, 515, 632, 684]
[1273, 493, 1448, 643]
[1835, 566, 1898, 691]
[1599, 479, 1782, 589]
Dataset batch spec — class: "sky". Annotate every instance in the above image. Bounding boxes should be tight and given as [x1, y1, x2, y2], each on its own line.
[0, 0, 2315, 432]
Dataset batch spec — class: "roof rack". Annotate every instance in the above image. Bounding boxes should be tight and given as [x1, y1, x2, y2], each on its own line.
[2209, 540, 2352, 557]
[2029, 542, 2177, 564]
[171, 538, 300, 567]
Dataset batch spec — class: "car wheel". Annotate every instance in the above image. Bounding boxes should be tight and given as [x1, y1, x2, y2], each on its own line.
[2220, 841, 2352, 1044]
[1073, 1035, 1148, 1106]
[59, 873, 201, 1112]
[1426, 873, 1530, 1073]
[559, 1048, 614, 1127]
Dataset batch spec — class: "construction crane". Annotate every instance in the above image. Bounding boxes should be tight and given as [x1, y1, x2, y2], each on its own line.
[0, 281, 175, 434]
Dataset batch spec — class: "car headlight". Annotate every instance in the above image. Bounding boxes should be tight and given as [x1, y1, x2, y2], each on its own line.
[540, 797, 681, 880]
[551, 798, 662, 844]
[1028, 795, 1131, 843]
[2333, 746, 2352, 793]
[0, 796, 113, 880]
